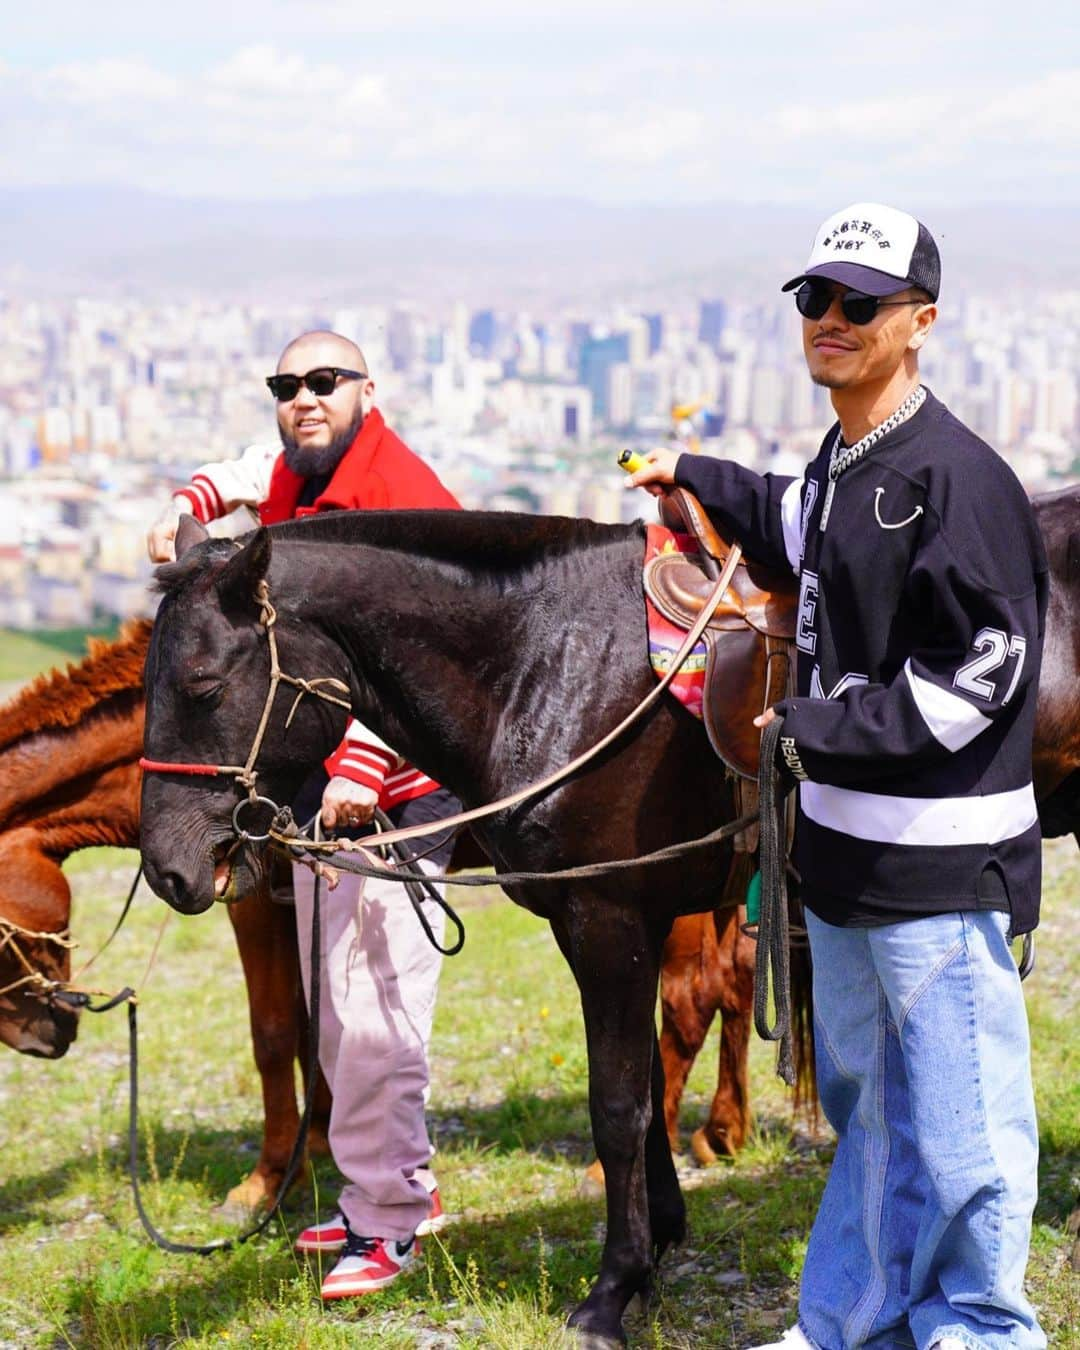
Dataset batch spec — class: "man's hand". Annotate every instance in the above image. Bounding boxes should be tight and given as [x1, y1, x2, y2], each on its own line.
[624, 447, 682, 497]
[147, 504, 182, 562]
[753, 707, 777, 730]
[321, 776, 379, 831]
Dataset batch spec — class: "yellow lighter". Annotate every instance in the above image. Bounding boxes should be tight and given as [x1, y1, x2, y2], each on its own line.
[617, 449, 647, 474]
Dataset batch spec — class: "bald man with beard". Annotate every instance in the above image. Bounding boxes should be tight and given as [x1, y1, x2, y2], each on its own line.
[149, 332, 462, 1300]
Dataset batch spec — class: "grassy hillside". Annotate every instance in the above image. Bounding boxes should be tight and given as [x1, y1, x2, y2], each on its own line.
[0, 625, 121, 684]
[0, 845, 1075, 1347]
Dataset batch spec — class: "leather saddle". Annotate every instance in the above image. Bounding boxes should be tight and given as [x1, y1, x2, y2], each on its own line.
[646, 488, 798, 787]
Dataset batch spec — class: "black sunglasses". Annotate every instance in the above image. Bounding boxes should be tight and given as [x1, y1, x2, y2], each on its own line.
[265, 366, 368, 402]
[795, 281, 924, 326]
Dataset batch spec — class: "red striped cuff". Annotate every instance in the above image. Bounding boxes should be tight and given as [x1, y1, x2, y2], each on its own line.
[174, 475, 226, 524]
[324, 743, 395, 792]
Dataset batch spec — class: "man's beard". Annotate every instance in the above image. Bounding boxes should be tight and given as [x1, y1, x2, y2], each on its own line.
[279, 404, 366, 477]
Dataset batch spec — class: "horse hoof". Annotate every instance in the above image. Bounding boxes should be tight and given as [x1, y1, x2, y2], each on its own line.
[690, 1125, 739, 1167]
[689, 1127, 719, 1167]
[569, 1331, 626, 1350]
[212, 1195, 262, 1223]
[579, 1159, 606, 1198]
[214, 1174, 274, 1219]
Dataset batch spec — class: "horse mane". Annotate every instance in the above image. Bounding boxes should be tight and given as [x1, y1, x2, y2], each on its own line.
[0, 619, 152, 751]
[152, 511, 644, 597]
[264, 509, 642, 571]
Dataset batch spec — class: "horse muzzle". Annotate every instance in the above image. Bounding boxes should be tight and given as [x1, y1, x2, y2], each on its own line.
[0, 994, 79, 1058]
[141, 851, 218, 916]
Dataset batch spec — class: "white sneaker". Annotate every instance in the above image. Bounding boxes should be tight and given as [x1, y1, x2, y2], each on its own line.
[750, 1328, 816, 1350]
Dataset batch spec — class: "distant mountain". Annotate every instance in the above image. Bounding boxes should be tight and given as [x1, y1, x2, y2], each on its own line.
[2, 186, 1076, 304]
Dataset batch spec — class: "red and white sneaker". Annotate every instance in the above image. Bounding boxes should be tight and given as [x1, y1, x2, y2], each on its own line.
[296, 1185, 446, 1251]
[416, 1185, 448, 1235]
[295, 1212, 347, 1253]
[320, 1229, 420, 1299]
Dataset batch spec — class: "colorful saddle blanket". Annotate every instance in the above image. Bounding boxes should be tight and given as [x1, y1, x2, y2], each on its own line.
[644, 524, 709, 719]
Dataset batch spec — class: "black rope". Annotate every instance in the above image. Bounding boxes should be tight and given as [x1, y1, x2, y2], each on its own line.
[358, 810, 464, 956]
[282, 809, 760, 899]
[125, 869, 324, 1255]
[53, 985, 136, 1013]
[753, 716, 796, 1087]
[94, 864, 145, 962]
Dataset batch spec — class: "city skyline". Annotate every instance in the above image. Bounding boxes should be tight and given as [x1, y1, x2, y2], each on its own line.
[0, 281, 1075, 630]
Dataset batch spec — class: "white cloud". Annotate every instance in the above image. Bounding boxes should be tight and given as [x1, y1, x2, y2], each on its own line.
[1, 44, 1078, 206]
[208, 44, 351, 95]
[48, 58, 182, 104]
[582, 106, 708, 164]
[976, 69, 1080, 142]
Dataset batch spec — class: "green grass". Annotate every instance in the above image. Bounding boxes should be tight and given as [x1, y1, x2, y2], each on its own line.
[0, 625, 120, 683]
[0, 847, 1076, 1348]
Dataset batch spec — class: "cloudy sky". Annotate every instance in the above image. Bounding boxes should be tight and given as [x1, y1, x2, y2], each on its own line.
[4, 2, 1078, 206]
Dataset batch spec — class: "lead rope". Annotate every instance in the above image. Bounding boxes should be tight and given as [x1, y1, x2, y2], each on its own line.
[753, 715, 796, 1087]
[126, 868, 323, 1255]
[368, 809, 465, 956]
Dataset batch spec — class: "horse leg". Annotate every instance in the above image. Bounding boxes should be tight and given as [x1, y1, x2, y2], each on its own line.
[560, 904, 670, 1348]
[221, 881, 310, 1214]
[691, 906, 754, 1166]
[645, 1026, 686, 1257]
[659, 913, 718, 1153]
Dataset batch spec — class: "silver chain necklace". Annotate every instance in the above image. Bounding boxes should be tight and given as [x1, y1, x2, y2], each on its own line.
[819, 384, 926, 531]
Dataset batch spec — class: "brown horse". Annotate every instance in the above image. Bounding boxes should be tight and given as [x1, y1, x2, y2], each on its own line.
[0, 621, 329, 1211]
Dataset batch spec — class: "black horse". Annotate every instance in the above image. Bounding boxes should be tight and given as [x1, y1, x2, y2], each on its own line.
[139, 508, 806, 1348]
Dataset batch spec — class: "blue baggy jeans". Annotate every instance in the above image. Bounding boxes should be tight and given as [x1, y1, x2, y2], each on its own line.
[797, 908, 1046, 1350]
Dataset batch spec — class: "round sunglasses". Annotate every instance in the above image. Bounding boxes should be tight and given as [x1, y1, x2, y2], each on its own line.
[265, 366, 368, 402]
[795, 281, 924, 326]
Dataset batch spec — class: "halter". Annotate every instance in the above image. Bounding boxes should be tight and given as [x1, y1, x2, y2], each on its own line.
[0, 918, 78, 1002]
[139, 579, 352, 841]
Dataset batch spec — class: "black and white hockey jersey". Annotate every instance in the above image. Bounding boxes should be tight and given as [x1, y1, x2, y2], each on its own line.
[676, 388, 1049, 934]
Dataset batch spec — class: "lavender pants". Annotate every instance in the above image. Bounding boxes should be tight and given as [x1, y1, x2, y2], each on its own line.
[292, 789, 458, 1241]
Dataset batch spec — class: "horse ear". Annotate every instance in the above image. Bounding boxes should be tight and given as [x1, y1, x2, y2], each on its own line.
[175, 513, 209, 558]
[217, 528, 273, 613]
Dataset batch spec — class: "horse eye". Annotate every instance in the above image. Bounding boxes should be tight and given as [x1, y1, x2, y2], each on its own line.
[182, 678, 224, 703]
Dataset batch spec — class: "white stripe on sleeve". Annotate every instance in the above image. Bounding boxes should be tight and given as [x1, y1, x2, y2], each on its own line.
[904, 660, 992, 752]
[779, 478, 804, 575]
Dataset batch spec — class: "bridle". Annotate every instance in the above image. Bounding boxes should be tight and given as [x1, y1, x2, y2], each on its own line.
[139, 579, 352, 843]
[0, 918, 77, 1003]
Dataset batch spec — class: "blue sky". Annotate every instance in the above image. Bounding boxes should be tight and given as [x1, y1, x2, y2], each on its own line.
[4, 2, 1078, 205]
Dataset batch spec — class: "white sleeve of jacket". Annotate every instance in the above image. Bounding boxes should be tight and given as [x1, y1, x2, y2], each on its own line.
[173, 442, 278, 522]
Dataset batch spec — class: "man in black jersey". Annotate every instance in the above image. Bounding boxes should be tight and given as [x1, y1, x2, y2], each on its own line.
[629, 203, 1046, 1350]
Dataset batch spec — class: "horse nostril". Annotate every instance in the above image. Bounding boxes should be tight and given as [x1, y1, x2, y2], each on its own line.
[142, 857, 186, 907]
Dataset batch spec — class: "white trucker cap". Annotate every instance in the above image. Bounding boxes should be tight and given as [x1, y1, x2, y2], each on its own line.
[781, 201, 941, 300]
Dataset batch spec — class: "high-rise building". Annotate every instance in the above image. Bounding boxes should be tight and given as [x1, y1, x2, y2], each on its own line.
[608, 363, 633, 429]
[643, 314, 664, 355]
[698, 300, 727, 349]
[468, 309, 497, 357]
[387, 309, 420, 372]
[578, 334, 630, 422]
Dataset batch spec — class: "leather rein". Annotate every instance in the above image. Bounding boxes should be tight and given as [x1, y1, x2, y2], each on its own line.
[140, 546, 747, 863]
